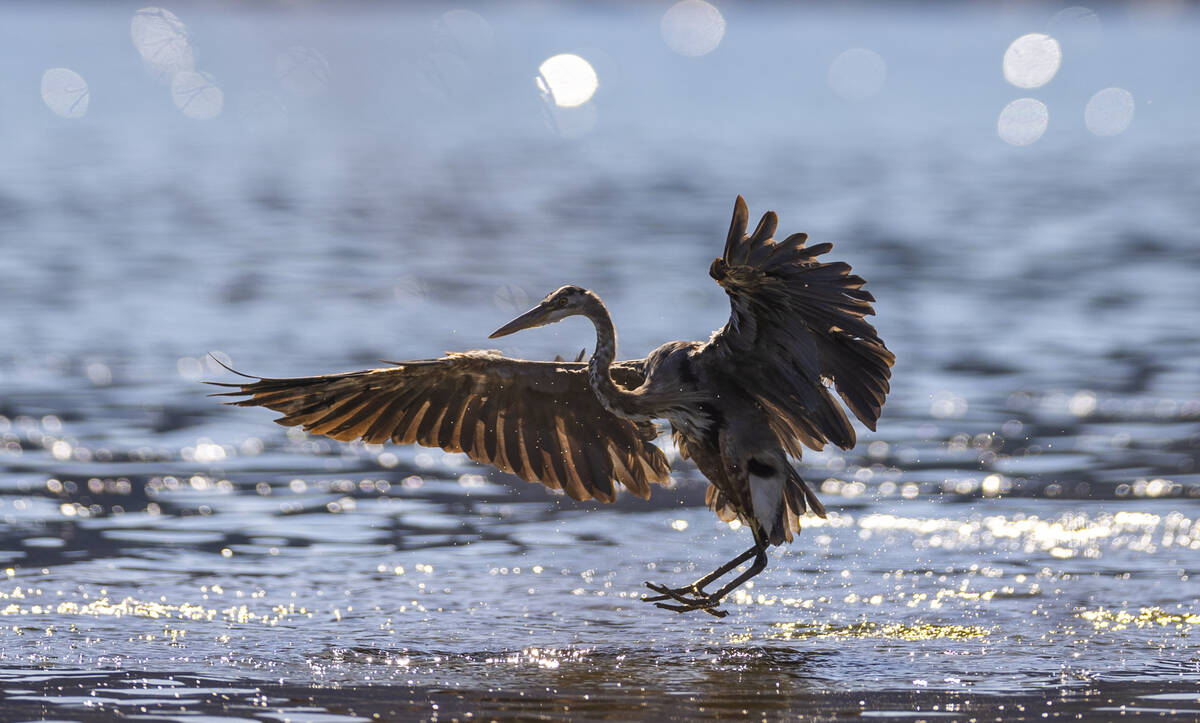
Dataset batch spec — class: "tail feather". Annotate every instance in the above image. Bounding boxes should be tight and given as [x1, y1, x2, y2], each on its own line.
[704, 484, 739, 522]
[786, 465, 826, 519]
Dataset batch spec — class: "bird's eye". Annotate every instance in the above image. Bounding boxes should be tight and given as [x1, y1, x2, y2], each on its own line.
[556, 297, 569, 308]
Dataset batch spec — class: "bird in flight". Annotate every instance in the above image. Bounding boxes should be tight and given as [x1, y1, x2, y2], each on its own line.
[211, 196, 893, 617]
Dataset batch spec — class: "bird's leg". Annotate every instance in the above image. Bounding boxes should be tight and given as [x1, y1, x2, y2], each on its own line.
[651, 542, 768, 617]
[642, 543, 761, 602]
[643, 528, 770, 616]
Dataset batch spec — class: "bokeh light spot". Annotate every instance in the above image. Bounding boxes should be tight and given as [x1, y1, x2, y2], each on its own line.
[1048, 6, 1103, 53]
[493, 284, 530, 314]
[437, 9, 495, 55]
[131, 7, 195, 79]
[276, 46, 331, 97]
[41, 68, 89, 119]
[536, 54, 598, 108]
[1003, 33, 1061, 89]
[660, 0, 726, 57]
[1085, 87, 1135, 137]
[177, 357, 203, 380]
[828, 48, 888, 101]
[171, 70, 224, 120]
[998, 98, 1048, 146]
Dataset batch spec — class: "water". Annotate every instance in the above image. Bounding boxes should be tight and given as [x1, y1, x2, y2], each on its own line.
[2, 2, 1199, 719]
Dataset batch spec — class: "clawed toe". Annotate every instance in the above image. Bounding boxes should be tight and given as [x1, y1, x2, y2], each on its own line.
[654, 600, 728, 618]
[639, 539, 768, 619]
[642, 581, 700, 604]
[642, 581, 727, 617]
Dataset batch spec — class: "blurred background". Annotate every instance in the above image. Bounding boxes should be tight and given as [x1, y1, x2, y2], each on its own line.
[1, 1, 1198, 719]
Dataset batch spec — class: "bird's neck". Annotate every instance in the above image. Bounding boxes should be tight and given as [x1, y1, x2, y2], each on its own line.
[583, 300, 646, 420]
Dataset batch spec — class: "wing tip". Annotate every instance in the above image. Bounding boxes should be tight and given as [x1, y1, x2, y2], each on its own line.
[206, 353, 260, 379]
[725, 195, 750, 260]
[749, 209, 778, 246]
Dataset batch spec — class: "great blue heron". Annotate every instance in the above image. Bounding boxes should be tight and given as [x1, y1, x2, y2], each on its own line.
[211, 196, 893, 617]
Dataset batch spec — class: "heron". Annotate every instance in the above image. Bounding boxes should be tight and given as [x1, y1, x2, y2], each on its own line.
[210, 196, 893, 617]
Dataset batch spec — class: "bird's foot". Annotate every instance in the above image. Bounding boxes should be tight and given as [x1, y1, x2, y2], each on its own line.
[653, 598, 728, 618]
[642, 582, 728, 618]
[642, 581, 702, 603]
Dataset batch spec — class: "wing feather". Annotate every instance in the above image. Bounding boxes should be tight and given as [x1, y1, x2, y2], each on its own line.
[492, 404, 515, 475]
[328, 391, 398, 442]
[366, 388, 426, 444]
[415, 383, 456, 446]
[497, 400, 524, 476]
[478, 393, 502, 465]
[555, 415, 588, 501]
[700, 195, 894, 452]
[579, 429, 616, 503]
[450, 392, 485, 452]
[209, 351, 670, 502]
[435, 384, 469, 451]
[399, 392, 434, 444]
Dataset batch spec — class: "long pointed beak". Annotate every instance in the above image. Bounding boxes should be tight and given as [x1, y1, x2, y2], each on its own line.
[489, 303, 552, 339]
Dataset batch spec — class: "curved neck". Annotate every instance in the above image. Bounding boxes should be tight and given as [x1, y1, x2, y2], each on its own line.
[582, 297, 645, 419]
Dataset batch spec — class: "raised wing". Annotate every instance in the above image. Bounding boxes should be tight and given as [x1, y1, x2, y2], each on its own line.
[699, 196, 894, 454]
[209, 351, 669, 503]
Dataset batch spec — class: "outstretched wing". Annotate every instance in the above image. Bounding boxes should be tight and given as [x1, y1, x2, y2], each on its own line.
[209, 351, 669, 503]
[698, 196, 894, 454]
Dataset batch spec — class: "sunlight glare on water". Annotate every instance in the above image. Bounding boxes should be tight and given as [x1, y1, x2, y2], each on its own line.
[1003, 33, 1062, 89]
[660, 0, 726, 58]
[766, 621, 991, 642]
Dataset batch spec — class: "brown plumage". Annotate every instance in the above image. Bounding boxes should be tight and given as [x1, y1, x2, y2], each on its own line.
[211, 196, 893, 618]
[211, 353, 666, 504]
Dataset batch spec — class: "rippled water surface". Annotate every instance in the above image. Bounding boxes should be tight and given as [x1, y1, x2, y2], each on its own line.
[2, 1, 1199, 720]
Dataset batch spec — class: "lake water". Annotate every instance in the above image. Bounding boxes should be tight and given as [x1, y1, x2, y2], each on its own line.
[1, 1, 1198, 720]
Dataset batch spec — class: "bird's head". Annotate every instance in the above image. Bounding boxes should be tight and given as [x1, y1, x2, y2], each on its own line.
[489, 285, 593, 339]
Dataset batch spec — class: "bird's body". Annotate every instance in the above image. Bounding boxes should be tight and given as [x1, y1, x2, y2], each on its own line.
[212, 197, 893, 617]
